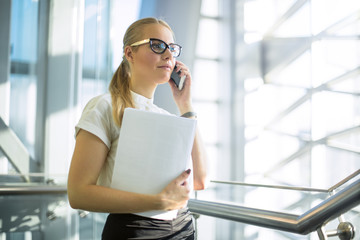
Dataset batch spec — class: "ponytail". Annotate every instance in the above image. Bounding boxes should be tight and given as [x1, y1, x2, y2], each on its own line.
[109, 58, 134, 127]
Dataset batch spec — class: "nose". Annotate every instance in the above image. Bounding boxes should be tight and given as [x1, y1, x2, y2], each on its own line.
[162, 47, 173, 60]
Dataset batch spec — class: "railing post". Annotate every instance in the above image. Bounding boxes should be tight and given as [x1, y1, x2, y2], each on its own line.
[317, 226, 328, 240]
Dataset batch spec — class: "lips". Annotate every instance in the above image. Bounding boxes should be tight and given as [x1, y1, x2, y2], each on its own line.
[158, 64, 172, 70]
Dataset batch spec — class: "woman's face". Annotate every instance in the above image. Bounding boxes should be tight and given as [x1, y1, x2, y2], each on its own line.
[129, 24, 176, 88]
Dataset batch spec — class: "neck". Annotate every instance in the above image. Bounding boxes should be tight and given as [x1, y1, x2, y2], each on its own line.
[130, 79, 157, 99]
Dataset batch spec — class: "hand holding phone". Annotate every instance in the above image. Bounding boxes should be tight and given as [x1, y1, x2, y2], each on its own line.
[170, 66, 186, 90]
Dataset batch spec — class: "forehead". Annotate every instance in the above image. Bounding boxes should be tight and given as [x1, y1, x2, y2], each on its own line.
[141, 24, 174, 43]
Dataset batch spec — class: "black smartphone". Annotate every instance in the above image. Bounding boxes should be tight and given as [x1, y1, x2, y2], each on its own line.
[170, 67, 185, 90]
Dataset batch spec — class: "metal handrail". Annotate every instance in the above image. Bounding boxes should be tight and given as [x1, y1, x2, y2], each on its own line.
[0, 185, 67, 195]
[211, 169, 360, 193]
[188, 178, 360, 235]
[210, 180, 329, 192]
[0, 176, 359, 238]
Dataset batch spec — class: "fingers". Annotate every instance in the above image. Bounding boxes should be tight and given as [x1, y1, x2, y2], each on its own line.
[175, 61, 191, 81]
[175, 169, 191, 186]
[158, 169, 192, 211]
[170, 61, 192, 94]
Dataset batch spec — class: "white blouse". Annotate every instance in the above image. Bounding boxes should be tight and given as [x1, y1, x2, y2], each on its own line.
[75, 91, 170, 187]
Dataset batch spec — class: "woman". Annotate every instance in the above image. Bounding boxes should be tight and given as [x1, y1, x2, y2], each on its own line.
[67, 17, 208, 239]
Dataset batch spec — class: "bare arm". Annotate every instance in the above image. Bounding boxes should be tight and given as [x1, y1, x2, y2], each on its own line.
[170, 61, 209, 190]
[67, 129, 191, 213]
[191, 127, 208, 190]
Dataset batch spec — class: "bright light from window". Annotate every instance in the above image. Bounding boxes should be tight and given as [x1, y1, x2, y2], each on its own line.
[193, 60, 219, 101]
[200, 0, 219, 17]
[196, 18, 219, 59]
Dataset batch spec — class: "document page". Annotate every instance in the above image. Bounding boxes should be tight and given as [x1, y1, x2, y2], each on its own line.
[110, 108, 197, 220]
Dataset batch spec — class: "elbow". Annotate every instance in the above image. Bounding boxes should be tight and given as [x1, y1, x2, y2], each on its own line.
[67, 185, 82, 210]
[193, 177, 209, 190]
[194, 183, 206, 190]
[68, 197, 79, 210]
[67, 191, 78, 209]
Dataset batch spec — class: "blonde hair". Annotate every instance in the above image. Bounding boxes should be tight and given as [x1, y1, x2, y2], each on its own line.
[109, 17, 174, 126]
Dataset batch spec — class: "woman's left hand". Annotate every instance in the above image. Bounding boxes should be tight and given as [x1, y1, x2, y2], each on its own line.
[169, 60, 194, 114]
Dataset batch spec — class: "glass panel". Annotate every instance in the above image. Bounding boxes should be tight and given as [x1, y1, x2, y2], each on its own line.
[0, 150, 7, 174]
[244, 0, 297, 36]
[192, 59, 219, 101]
[329, 75, 360, 94]
[312, 92, 359, 140]
[311, 0, 360, 35]
[244, 77, 263, 92]
[204, 145, 219, 180]
[79, 212, 107, 240]
[327, 128, 360, 152]
[267, 151, 311, 187]
[80, 78, 108, 107]
[246, 222, 312, 239]
[270, 100, 311, 139]
[10, 0, 39, 64]
[193, 102, 218, 145]
[0, 190, 107, 239]
[274, 1, 311, 37]
[83, 0, 99, 78]
[311, 145, 360, 188]
[244, 84, 306, 129]
[245, 131, 301, 176]
[312, 39, 360, 87]
[109, 0, 141, 71]
[200, 0, 219, 17]
[81, 0, 110, 106]
[267, 50, 312, 88]
[196, 18, 219, 59]
[9, 0, 39, 159]
[208, 0, 360, 238]
[331, 17, 360, 36]
[9, 75, 37, 156]
[0, 193, 68, 237]
[245, 185, 314, 213]
[244, 0, 275, 34]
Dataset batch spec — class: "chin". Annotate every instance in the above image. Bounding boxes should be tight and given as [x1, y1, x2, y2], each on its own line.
[157, 80, 170, 86]
[155, 76, 170, 85]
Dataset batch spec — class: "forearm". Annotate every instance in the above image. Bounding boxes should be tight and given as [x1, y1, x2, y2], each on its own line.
[68, 184, 163, 213]
[191, 127, 208, 190]
[170, 72, 208, 190]
[68, 130, 191, 214]
[177, 109, 208, 190]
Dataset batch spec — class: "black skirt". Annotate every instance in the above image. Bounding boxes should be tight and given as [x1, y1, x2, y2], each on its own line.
[102, 208, 195, 240]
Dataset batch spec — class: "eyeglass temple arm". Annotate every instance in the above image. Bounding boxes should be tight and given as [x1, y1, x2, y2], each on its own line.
[130, 39, 150, 47]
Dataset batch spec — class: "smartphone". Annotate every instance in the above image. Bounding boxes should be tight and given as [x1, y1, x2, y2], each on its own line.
[170, 67, 186, 90]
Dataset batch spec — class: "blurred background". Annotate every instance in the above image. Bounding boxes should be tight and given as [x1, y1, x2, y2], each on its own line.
[0, 0, 359, 239]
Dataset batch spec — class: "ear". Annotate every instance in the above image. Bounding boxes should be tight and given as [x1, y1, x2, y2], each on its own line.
[124, 46, 134, 63]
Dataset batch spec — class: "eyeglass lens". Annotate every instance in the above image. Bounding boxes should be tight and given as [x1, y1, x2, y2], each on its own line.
[150, 39, 181, 57]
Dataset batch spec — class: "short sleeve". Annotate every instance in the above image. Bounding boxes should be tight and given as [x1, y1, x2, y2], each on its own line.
[75, 94, 115, 149]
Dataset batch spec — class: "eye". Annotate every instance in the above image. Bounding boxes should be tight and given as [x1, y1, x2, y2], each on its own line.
[171, 44, 181, 52]
[152, 42, 166, 51]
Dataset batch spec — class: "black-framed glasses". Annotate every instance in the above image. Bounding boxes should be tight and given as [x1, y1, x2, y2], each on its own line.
[130, 38, 182, 58]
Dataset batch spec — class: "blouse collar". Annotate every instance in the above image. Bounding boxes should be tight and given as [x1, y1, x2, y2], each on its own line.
[130, 90, 154, 106]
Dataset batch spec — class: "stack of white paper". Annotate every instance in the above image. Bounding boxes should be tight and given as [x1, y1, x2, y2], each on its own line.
[110, 108, 197, 220]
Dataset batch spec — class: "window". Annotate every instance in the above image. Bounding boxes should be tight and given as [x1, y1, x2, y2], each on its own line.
[195, 0, 360, 239]
[240, 0, 360, 239]
[9, 0, 39, 160]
